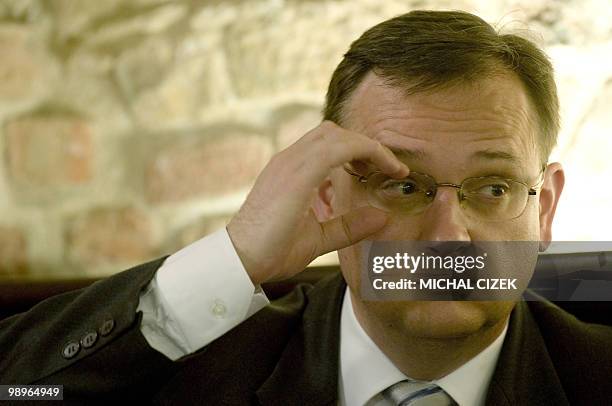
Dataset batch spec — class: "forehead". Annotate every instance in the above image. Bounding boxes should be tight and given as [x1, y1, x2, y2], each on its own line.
[343, 72, 540, 177]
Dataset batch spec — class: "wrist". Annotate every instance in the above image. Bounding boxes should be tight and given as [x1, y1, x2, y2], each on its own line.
[225, 224, 266, 285]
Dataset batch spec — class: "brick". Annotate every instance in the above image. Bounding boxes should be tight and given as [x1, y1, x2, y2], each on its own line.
[5, 116, 94, 187]
[0, 225, 28, 274]
[0, 0, 46, 23]
[115, 35, 209, 130]
[220, 1, 423, 98]
[145, 134, 273, 203]
[51, 0, 124, 42]
[115, 37, 174, 99]
[83, 4, 187, 48]
[58, 51, 133, 137]
[65, 207, 154, 267]
[0, 24, 56, 112]
[222, 4, 340, 98]
[130, 53, 222, 130]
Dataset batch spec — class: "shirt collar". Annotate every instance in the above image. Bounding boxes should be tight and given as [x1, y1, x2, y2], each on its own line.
[339, 288, 508, 406]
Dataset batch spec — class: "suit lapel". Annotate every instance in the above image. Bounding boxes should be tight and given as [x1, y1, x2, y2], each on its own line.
[486, 300, 569, 405]
[257, 273, 346, 406]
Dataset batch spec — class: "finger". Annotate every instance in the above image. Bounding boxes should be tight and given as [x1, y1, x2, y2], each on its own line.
[315, 121, 410, 179]
[266, 120, 408, 203]
[318, 206, 389, 254]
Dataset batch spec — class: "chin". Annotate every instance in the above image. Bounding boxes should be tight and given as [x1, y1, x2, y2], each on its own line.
[369, 300, 513, 340]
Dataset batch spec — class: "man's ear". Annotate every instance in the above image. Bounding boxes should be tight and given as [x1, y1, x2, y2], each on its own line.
[312, 177, 335, 222]
[539, 162, 565, 250]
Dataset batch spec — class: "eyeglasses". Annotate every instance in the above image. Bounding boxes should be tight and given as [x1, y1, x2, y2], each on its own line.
[344, 164, 546, 222]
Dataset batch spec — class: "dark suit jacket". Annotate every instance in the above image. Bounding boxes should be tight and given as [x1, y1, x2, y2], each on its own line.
[1, 257, 611, 405]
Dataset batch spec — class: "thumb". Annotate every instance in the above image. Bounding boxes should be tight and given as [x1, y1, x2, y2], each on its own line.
[319, 206, 389, 253]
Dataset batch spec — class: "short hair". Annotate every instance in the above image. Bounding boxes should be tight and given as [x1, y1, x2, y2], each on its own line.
[323, 10, 559, 164]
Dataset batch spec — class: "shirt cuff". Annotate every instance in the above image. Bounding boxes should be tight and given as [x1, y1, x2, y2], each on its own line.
[138, 227, 269, 360]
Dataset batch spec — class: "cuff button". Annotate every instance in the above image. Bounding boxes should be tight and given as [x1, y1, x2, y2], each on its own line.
[99, 319, 115, 336]
[62, 341, 81, 359]
[81, 331, 99, 349]
[211, 300, 227, 318]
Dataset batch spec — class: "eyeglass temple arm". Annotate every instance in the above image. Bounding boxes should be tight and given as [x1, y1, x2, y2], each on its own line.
[529, 164, 548, 195]
[343, 165, 369, 183]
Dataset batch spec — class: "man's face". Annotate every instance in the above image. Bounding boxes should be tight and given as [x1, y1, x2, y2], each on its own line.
[332, 71, 548, 339]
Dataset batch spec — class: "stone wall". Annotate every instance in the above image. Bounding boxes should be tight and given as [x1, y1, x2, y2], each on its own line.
[0, 0, 611, 276]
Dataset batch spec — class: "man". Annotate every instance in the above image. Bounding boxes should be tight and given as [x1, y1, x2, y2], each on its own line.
[1, 10, 611, 406]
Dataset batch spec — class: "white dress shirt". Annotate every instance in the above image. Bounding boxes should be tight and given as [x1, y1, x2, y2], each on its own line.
[137, 228, 269, 360]
[339, 291, 509, 406]
[137, 227, 508, 405]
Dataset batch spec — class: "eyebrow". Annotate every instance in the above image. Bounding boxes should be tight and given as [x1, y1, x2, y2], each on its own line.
[388, 147, 427, 161]
[470, 149, 521, 164]
[387, 146, 520, 164]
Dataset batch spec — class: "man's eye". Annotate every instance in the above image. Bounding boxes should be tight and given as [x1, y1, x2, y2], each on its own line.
[381, 180, 420, 196]
[475, 184, 509, 198]
[400, 181, 418, 195]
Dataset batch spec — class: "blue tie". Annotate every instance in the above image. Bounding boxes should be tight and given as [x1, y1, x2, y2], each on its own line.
[366, 380, 457, 406]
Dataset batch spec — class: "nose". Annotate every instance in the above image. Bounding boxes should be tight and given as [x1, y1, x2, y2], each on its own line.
[418, 186, 471, 242]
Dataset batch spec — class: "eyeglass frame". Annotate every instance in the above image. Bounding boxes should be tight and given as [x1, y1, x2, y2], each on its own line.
[342, 163, 547, 219]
